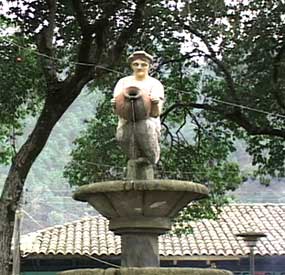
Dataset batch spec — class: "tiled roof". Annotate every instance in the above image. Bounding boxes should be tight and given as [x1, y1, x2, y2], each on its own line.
[21, 204, 285, 258]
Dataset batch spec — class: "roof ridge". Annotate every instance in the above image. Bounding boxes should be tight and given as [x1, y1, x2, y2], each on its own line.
[227, 203, 285, 205]
[20, 204, 285, 258]
[21, 204, 285, 236]
[21, 214, 105, 236]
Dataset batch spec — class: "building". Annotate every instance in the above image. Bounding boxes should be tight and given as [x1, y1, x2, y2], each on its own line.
[20, 204, 285, 275]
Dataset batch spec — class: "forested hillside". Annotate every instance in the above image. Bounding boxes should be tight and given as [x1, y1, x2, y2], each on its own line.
[1, 90, 103, 233]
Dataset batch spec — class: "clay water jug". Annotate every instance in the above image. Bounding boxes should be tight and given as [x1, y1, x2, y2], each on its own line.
[115, 86, 152, 121]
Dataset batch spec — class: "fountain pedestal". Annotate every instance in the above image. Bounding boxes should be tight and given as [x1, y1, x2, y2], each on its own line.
[60, 268, 233, 275]
[59, 162, 233, 274]
[73, 177, 208, 267]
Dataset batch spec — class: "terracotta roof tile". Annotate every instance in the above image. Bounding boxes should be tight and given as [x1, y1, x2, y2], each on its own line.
[21, 204, 285, 258]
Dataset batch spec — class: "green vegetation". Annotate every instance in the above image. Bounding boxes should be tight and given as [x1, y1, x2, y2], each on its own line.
[0, 1, 284, 272]
[9, 92, 100, 232]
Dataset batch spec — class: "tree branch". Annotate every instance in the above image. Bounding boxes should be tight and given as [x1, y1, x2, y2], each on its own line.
[161, 102, 218, 124]
[71, 0, 89, 33]
[161, 120, 175, 148]
[161, 101, 285, 139]
[188, 110, 202, 151]
[175, 110, 188, 144]
[223, 111, 285, 138]
[153, 52, 198, 73]
[110, 0, 148, 64]
[36, 0, 58, 86]
[272, 41, 285, 110]
[71, 1, 122, 75]
[71, 1, 97, 74]
[183, 24, 239, 102]
[176, 22, 285, 138]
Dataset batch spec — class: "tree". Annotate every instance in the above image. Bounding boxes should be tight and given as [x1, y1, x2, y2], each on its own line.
[0, 0, 284, 273]
[65, 0, 285, 229]
[64, 95, 243, 233]
[0, 1, 162, 273]
[173, 0, 285, 178]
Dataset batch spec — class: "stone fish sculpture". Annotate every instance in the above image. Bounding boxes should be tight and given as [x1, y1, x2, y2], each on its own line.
[112, 51, 164, 165]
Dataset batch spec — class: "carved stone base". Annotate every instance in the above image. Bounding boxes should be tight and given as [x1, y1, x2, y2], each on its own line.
[59, 268, 233, 275]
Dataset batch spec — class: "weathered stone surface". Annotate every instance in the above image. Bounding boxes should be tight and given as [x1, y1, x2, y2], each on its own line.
[73, 180, 208, 230]
[58, 269, 106, 275]
[73, 180, 209, 247]
[121, 234, 159, 267]
[58, 268, 233, 275]
[73, 181, 208, 220]
[72, 180, 209, 269]
[126, 160, 154, 180]
[73, 180, 209, 196]
[109, 216, 171, 233]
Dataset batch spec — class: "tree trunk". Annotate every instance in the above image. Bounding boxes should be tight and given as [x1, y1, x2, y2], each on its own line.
[0, 201, 15, 275]
[12, 210, 21, 275]
[0, 103, 72, 275]
[0, 76, 90, 275]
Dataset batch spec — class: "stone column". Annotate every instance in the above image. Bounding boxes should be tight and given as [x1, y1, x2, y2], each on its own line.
[121, 233, 159, 267]
[127, 159, 154, 180]
[122, 160, 160, 267]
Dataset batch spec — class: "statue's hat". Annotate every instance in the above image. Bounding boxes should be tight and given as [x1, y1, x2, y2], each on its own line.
[128, 50, 153, 63]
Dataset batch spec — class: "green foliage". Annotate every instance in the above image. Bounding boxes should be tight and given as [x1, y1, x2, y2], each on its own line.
[64, 0, 285, 229]
[64, 94, 127, 187]
[247, 135, 285, 178]
[1, 0, 284, 232]
[0, 30, 45, 163]
[64, 89, 244, 233]
[169, 0, 285, 179]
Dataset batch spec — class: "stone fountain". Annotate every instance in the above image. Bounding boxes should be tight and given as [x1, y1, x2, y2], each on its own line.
[58, 51, 232, 275]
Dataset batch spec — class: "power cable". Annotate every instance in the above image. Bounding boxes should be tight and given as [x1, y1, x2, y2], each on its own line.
[85, 255, 120, 268]
[166, 86, 285, 119]
[213, 99, 285, 119]
[1, 37, 285, 120]
[21, 209, 44, 228]
[2, 38, 125, 75]
[78, 160, 247, 173]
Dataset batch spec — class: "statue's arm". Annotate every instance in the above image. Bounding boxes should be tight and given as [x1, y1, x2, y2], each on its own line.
[112, 78, 124, 110]
[150, 81, 164, 117]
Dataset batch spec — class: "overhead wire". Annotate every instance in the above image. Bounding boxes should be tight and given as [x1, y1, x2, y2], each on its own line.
[1, 37, 285, 120]
[4, 35, 280, 270]
[2, 37, 125, 75]
[81, 160, 243, 174]
[4, 39, 277, 270]
[85, 255, 120, 268]
[0, 37, 281, 193]
[212, 98, 285, 119]
[21, 209, 44, 228]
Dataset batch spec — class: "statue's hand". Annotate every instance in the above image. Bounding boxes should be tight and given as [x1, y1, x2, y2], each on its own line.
[150, 96, 159, 104]
[111, 98, 116, 106]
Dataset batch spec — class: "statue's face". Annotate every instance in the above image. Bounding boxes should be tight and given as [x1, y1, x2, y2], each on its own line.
[131, 58, 150, 78]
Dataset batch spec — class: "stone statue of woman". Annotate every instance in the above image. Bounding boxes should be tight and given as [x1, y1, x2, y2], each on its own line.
[111, 51, 164, 166]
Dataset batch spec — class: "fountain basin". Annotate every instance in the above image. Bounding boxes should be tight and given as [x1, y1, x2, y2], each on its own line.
[73, 180, 209, 234]
[73, 180, 209, 267]
[59, 268, 232, 275]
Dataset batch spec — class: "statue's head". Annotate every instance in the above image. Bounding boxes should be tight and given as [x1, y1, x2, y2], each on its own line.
[128, 51, 153, 79]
